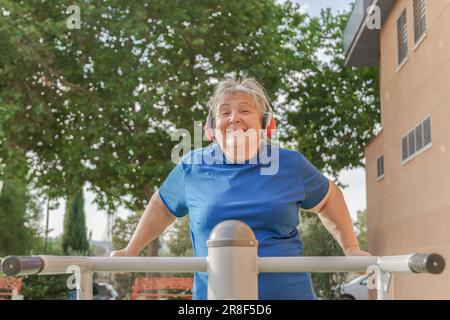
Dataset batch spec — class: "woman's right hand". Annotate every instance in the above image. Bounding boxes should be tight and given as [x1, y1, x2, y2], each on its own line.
[109, 248, 136, 257]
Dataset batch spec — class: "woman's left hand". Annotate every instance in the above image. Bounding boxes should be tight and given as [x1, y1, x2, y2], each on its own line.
[344, 247, 372, 276]
[344, 247, 372, 256]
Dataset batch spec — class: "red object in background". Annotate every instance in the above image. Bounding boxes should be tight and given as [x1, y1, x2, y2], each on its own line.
[131, 276, 193, 300]
[0, 276, 22, 300]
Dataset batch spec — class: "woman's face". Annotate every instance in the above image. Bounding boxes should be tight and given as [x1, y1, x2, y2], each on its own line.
[214, 92, 263, 161]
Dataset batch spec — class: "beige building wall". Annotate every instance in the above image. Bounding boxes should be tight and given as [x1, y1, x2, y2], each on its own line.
[365, 0, 450, 299]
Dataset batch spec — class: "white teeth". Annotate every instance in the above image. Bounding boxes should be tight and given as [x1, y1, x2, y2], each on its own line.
[228, 129, 244, 136]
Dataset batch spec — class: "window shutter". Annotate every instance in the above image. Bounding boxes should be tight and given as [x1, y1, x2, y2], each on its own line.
[408, 130, 416, 157]
[377, 155, 384, 178]
[423, 116, 432, 146]
[415, 123, 424, 150]
[377, 157, 381, 177]
[401, 116, 432, 163]
[397, 10, 408, 65]
[402, 136, 408, 161]
[413, 0, 427, 43]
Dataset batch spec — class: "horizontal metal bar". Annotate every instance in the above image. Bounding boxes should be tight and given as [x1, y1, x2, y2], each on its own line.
[38, 256, 92, 275]
[2, 253, 444, 276]
[1, 256, 44, 276]
[409, 253, 445, 274]
[259, 254, 445, 274]
[379, 253, 446, 274]
[1, 256, 208, 276]
[90, 257, 207, 273]
[259, 256, 378, 273]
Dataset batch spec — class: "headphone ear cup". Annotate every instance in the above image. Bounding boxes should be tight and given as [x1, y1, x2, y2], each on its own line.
[262, 113, 276, 139]
[266, 116, 276, 139]
[262, 113, 268, 129]
[204, 115, 215, 141]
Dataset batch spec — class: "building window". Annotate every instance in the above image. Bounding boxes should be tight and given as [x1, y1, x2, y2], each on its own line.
[377, 155, 384, 180]
[397, 9, 408, 66]
[401, 116, 432, 163]
[413, 0, 427, 44]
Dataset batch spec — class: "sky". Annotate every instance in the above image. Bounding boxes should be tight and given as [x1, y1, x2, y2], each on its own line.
[45, 0, 364, 241]
[296, 0, 354, 17]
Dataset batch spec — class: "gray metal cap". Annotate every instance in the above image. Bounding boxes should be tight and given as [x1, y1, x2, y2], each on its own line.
[1, 256, 44, 276]
[207, 220, 258, 247]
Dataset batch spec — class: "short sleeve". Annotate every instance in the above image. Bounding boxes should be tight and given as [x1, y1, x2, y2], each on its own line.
[158, 162, 189, 218]
[299, 153, 330, 210]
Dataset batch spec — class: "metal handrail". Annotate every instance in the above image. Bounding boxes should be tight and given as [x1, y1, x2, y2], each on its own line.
[1, 221, 446, 300]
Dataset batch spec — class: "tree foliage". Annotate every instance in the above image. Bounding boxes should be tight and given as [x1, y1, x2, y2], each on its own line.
[20, 237, 70, 300]
[282, 8, 380, 179]
[0, 157, 42, 257]
[0, 2, 380, 294]
[165, 216, 193, 257]
[111, 211, 147, 254]
[354, 208, 367, 251]
[299, 210, 348, 300]
[62, 189, 89, 254]
[1, 1, 379, 208]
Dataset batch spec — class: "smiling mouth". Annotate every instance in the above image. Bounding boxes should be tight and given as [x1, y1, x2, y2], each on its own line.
[226, 126, 247, 132]
[226, 128, 246, 136]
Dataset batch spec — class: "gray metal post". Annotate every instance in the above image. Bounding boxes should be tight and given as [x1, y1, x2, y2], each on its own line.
[207, 220, 259, 300]
[77, 267, 93, 300]
[367, 265, 392, 300]
[377, 269, 392, 300]
[66, 264, 94, 300]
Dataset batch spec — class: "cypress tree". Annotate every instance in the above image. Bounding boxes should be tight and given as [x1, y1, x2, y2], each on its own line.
[62, 189, 89, 255]
[0, 179, 35, 256]
[0, 152, 39, 256]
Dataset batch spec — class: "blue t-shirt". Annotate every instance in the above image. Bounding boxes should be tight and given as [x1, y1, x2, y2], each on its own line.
[158, 143, 329, 300]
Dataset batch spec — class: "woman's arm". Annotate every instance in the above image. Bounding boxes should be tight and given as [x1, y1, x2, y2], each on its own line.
[310, 180, 370, 256]
[110, 191, 177, 256]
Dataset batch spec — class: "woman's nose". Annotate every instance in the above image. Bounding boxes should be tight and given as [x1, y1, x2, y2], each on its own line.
[229, 111, 240, 123]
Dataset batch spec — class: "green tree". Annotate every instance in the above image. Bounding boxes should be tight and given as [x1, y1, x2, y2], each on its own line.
[0, 179, 39, 256]
[1, 1, 380, 261]
[282, 9, 380, 180]
[299, 210, 347, 300]
[0, 155, 42, 257]
[354, 209, 367, 251]
[21, 274, 70, 300]
[20, 237, 70, 300]
[165, 216, 193, 257]
[112, 211, 149, 254]
[62, 189, 89, 255]
[0, 0, 316, 258]
[111, 211, 150, 299]
[0, 0, 314, 209]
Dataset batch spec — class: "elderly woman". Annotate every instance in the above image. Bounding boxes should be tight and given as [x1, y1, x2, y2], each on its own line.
[111, 77, 370, 300]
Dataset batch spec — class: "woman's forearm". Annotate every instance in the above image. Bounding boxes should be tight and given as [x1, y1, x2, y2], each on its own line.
[125, 191, 177, 255]
[316, 182, 360, 252]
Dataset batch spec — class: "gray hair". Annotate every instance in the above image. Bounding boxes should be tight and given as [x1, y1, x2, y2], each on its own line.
[207, 76, 273, 118]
